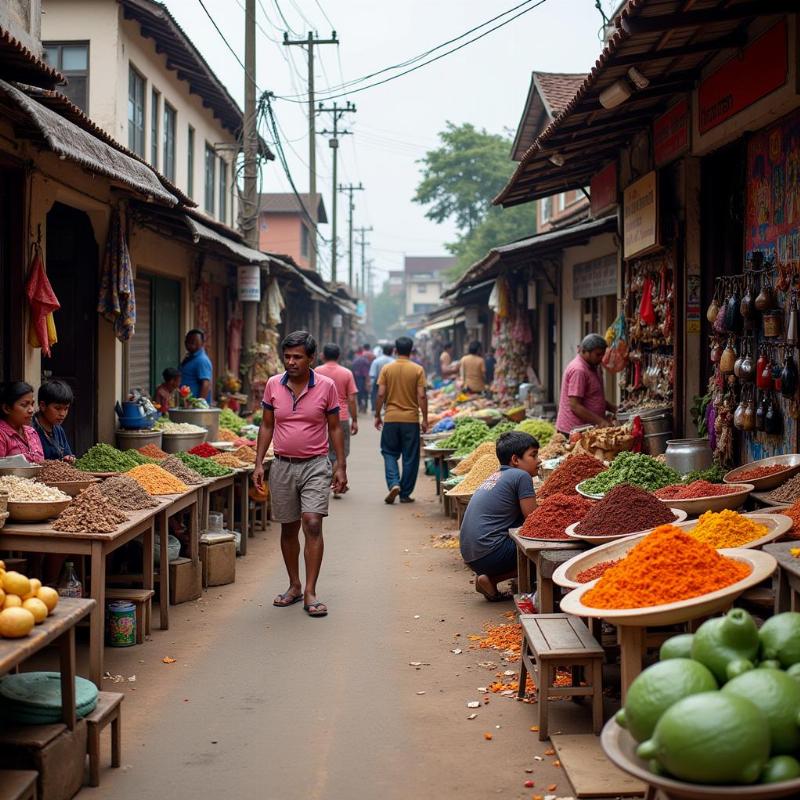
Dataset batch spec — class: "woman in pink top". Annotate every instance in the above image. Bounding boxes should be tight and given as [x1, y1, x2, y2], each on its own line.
[0, 381, 45, 462]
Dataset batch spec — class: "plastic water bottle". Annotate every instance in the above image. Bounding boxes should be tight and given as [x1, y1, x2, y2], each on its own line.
[57, 561, 82, 598]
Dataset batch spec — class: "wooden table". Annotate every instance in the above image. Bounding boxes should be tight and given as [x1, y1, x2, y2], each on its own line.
[509, 531, 584, 613]
[0, 597, 94, 730]
[423, 448, 453, 496]
[234, 467, 254, 555]
[764, 541, 800, 612]
[1, 508, 158, 687]
[454, 493, 471, 526]
[200, 474, 235, 533]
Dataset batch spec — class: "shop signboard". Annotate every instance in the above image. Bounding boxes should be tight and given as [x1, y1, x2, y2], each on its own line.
[572, 253, 617, 300]
[331, 313, 343, 329]
[698, 20, 788, 135]
[623, 171, 658, 259]
[590, 161, 617, 217]
[237, 265, 261, 302]
[654, 98, 690, 167]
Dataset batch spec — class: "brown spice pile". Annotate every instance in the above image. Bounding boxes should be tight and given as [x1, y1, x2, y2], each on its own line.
[38, 460, 88, 482]
[211, 453, 249, 469]
[538, 453, 605, 499]
[99, 475, 159, 510]
[137, 443, 168, 459]
[160, 455, 205, 485]
[53, 485, 129, 533]
[575, 483, 675, 537]
[231, 446, 257, 464]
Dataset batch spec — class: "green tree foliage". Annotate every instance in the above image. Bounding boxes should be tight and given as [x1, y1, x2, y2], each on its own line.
[414, 122, 536, 277]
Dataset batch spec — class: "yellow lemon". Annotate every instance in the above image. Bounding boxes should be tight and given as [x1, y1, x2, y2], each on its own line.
[36, 587, 59, 613]
[3, 595, 21, 609]
[0, 607, 35, 638]
[3, 572, 30, 598]
[0, 560, 6, 570]
[22, 598, 48, 624]
[0, 589, 6, 607]
[23, 578, 42, 599]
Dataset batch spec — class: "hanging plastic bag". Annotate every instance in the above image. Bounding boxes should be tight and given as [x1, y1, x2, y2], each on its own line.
[639, 276, 656, 326]
[602, 312, 629, 373]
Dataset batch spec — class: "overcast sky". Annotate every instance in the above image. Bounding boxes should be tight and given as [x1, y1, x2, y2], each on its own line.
[164, 0, 617, 286]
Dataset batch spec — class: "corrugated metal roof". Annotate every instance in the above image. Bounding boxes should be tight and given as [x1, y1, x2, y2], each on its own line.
[404, 255, 457, 275]
[184, 216, 269, 264]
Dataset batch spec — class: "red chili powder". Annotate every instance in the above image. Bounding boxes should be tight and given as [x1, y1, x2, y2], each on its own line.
[519, 493, 593, 540]
[654, 480, 740, 500]
[188, 443, 220, 457]
[575, 483, 675, 537]
[733, 464, 791, 482]
[576, 559, 621, 583]
[538, 454, 605, 499]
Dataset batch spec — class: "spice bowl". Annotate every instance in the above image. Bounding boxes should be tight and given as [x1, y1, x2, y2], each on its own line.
[564, 508, 688, 544]
[42, 478, 100, 497]
[7, 499, 72, 522]
[657, 483, 755, 515]
[723, 454, 800, 491]
[575, 480, 605, 500]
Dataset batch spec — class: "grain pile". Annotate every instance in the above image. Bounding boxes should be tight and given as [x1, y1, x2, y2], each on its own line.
[231, 446, 257, 464]
[127, 464, 188, 495]
[0, 476, 70, 502]
[37, 460, 87, 482]
[211, 453, 248, 469]
[215, 428, 238, 443]
[767, 473, 800, 504]
[99, 475, 159, 510]
[446, 454, 501, 496]
[160, 455, 205, 485]
[452, 441, 497, 476]
[53, 485, 128, 533]
[155, 420, 206, 433]
[137, 444, 168, 459]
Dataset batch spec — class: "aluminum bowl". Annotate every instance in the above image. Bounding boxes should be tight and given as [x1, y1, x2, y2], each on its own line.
[0, 465, 42, 479]
[160, 430, 208, 454]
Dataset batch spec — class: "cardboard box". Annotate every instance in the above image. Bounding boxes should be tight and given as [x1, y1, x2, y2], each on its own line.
[200, 539, 236, 587]
[0, 720, 87, 800]
[169, 557, 202, 604]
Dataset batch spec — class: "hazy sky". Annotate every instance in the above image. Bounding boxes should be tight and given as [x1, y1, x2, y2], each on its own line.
[164, 0, 617, 286]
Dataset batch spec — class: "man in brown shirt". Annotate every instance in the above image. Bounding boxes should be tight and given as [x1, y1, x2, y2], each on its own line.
[459, 341, 486, 393]
[375, 336, 428, 504]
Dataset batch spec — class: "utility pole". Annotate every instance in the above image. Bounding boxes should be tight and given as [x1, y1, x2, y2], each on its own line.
[354, 225, 372, 299]
[283, 31, 338, 273]
[318, 101, 355, 283]
[338, 183, 363, 292]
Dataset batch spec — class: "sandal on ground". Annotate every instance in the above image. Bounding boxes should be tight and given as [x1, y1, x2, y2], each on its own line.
[483, 591, 513, 602]
[273, 591, 303, 607]
[304, 601, 328, 617]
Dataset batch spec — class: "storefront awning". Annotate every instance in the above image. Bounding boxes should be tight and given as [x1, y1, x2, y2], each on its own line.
[184, 215, 269, 265]
[0, 79, 178, 205]
[422, 315, 465, 333]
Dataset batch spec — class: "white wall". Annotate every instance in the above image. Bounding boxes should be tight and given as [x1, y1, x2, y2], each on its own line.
[406, 278, 445, 315]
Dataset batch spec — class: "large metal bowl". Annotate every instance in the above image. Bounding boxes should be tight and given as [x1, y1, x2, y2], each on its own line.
[724, 454, 800, 491]
[656, 483, 755, 515]
[7, 498, 72, 522]
[168, 408, 221, 440]
[43, 478, 100, 497]
[0, 465, 42, 479]
[161, 430, 208, 454]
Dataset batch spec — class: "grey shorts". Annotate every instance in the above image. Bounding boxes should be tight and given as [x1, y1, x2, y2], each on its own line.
[328, 424, 351, 462]
[268, 456, 332, 523]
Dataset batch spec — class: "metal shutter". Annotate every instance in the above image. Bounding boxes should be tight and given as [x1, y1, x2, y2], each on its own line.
[129, 277, 151, 395]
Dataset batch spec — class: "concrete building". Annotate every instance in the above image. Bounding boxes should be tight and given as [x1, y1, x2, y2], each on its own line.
[387, 270, 404, 297]
[257, 192, 327, 270]
[404, 256, 455, 317]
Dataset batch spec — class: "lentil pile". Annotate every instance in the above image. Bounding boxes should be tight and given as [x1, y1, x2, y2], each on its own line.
[519, 493, 592, 540]
[688, 509, 768, 548]
[583, 524, 751, 609]
[0, 476, 70, 502]
[446, 454, 500, 495]
[176, 452, 233, 477]
[452, 441, 497, 476]
[767, 473, 800, 503]
[579, 451, 680, 495]
[37, 460, 88, 482]
[160, 455, 205, 485]
[231, 446, 257, 464]
[576, 559, 621, 583]
[155, 420, 206, 433]
[538, 453, 605, 499]
[127, 464, 188, 495]
[210, 453, 248, 469]
[733, 464, 791, 482]
[773, 501, 800, 540]
[98, 475, 159, 510]
[75, 444, 139, 473]
[137, 444, 168, 459]
[215, 428, 238, 443]
[53, 485, 128, 533]
[575, 483, 676, 537]
[189, 442, 219, 457]
[655, 480, 743, 500]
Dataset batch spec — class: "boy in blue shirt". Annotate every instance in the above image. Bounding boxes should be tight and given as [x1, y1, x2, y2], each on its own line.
[180, 329, 213, 402]
[459, 431, 540, 602]
[33, 379, 75, 462]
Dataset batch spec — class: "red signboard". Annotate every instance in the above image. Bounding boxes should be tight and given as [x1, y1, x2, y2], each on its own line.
[698, 20, 788, 135]
[654, 98, 690, 166]
[591, 161, 617, 217]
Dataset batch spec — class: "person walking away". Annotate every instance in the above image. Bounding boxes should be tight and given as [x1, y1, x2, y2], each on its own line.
[33, 379, 75, 461]
[180, 329, 213, 403]
[459, 341, 486, 394]
[374, 336, 427, 504]
[459, 432, 539, 601]
[153, 367, 181, 415]
[351, 347, 371, 413]
[252, 331, 347, 618]
[0, 381, 44, 462]
[555, 333, 616, 436]
[369, 343, 395, 411]
[315, 343, 358, 498]
[484, 347, 496, 386]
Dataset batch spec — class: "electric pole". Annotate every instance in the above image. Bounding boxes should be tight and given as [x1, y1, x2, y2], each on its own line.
[283, 31, 339, 273]
[354, 225, 372, 299]
[338, 182, 363, 292]
[318, 101, 355, 283]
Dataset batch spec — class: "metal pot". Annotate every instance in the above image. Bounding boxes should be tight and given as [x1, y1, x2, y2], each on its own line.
[160, 430, 208, 454]
[644, 431, 672, 456]
[115, 429, 163, 451]
[664, 438, 713, 475]
[168, 408, 221, 440]
[639, 409, 674, 435]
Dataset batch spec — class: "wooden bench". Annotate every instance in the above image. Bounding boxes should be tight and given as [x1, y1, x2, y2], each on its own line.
[518, 613, 604, 740]
[85, 692, 123, 787]
[0, 771, 38, 800]
[105, 589, 154, 644]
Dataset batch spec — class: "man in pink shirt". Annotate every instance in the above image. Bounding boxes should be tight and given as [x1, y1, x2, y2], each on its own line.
[253, 331, 347, 618]
[315, 343, 358, 498]
[555, 333, 616, 435]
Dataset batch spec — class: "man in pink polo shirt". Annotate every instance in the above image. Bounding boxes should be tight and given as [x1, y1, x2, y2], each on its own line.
[555, 333, 616, 435]
[253, 331, 347, 618]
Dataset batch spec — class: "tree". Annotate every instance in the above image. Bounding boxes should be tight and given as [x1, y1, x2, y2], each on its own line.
[414, 122, 536, 277]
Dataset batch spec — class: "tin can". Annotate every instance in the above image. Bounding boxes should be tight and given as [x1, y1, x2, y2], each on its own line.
[106, 601, 136, 647]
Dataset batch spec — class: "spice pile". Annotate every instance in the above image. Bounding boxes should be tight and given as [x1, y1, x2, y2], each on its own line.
[189, 442, 219, 457]
[37, 460, 88, 482]
[160, 455, 205, 485]
[519, 493, 592, 540]
[682, 464, 726, 484]
[137, 444, 168, 460]
[769, 501, 800, 539]
[127, 464, 188, 495]
[0, 476, 70, 502]
[155, 420, 206, 434]
[575, 484, 676, 537]
[99, 475, 159, 510]
[211, 453, 248, 469]
[732, 464, 791, 482]
[582, 525, 751, 609]
[215, 428, 238, 443]
[438, 420, 490, 455]
[766, 473, 800, 504]
[124, 449, 158, 465]
[538, 453, 605, 499]
[655, 480, 743, 500]
[53, 485, 128, 533]
[470, 622, 522, 661]
[580, 451, 681, 495]
[538, 432, 568, 460]
[452, 441, 497, 476]
[515, 418, 555, 446]
[446, 454, 500, 495]
[688, 509, 768, 548]
[219, 407, 245, 433]
[231, 446, 257, 464]
[176, 452, 233, 477]
[576, 559, 621, 583]
[75, 444, 139, 473]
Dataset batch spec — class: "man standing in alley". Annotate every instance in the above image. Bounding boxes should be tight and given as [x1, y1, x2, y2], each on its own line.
[374, 336, 427, 504]
[351, 346, 371, 413]
[180, 329, 213, 403]
[439, 342, 458, 380]
[253, 331, 347, 618]
[459, 341, 486, 394]
[369, 343, 395, 411]
[315, 343, 358, 498]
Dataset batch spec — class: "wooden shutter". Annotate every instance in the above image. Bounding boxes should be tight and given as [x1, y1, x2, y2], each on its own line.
[129, 277, 151, 394]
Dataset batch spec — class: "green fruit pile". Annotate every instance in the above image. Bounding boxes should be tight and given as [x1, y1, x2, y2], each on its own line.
[617, 608, 800, 787]
[580, 451, 680, 494]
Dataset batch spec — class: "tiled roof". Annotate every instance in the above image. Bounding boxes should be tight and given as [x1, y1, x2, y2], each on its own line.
[257, 192, 328, 224]
[535, 72, 586, 117]
[0, 26, 64, 88]
[404, 256, 457, 275]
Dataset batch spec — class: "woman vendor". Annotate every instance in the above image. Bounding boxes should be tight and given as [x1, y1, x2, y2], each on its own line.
[0, 381, 45, 462]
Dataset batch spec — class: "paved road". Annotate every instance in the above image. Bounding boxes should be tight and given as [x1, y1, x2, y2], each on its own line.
[95, 425, 576, 799]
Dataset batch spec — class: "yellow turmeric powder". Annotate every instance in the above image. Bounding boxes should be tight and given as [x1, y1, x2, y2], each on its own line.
[688, 509, 767, 548]
[452, 441, 497, 476]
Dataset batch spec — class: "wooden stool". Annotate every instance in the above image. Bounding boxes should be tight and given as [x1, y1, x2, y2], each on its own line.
[85, 692, 123, 787]
[250, 499, 269, 532]
[0, 770, 38, 800]
[518, 613, 604, 740]
[105, 589, 154, 644]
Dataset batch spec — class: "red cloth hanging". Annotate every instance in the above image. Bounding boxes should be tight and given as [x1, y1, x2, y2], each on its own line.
[639, 276, 656, 326]
[26, 245, 60, 357]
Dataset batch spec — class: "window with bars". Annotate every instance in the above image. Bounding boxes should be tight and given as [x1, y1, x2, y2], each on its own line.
[218, 158, 227, 223]
[187, 126, 195, 198]
[43, 42, 89, 112]
[150, 89, 159, 168]
[128, 65, 145, 157]
[163, 102, 176, 182]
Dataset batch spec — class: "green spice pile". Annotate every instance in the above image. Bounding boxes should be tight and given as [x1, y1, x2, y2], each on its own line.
[681, 464, 726, 484]
[176, 452, 233, 477]
[75, 444, 139, 473]
[514, 418, 556, 446]
[580, 451, 681, 495]
[219, 407, 245, 433]
[123, 449, 159, 465]
[439, 420, 489, 454]
[487, 421, 516, 441]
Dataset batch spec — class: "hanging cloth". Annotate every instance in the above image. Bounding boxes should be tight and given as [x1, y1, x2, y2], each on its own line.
[266, 278, 285, 327]
[26, 242, 60, 357]
[97, 207, 136, 341]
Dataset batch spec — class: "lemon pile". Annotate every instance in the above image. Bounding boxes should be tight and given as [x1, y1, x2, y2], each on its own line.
[0, 562, 59, 639]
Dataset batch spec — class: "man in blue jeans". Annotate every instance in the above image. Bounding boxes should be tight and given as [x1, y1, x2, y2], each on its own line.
[374, 336, 427, 504]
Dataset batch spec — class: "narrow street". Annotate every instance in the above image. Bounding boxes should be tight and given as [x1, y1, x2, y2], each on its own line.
[94, 426, 575, 799]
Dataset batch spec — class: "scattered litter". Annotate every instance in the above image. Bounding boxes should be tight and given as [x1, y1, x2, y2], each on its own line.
[524, 780, 534, 788]
[503, 669, 516, 676]
[451, 648, 462, 655]
[477, 686, 487, 692]
[483, 732, 493, 741]
[413, 615, 420, 619]
[409, 662, 423, 666]
[544, 748, 556, 756]
[534, 756, 543, 761]
[162, 656, 176, 664]
[467, 713, 478, 720]
[416, 691, 426, 695]
[466, 701, 481, 708]
[530, 726, 539, 732]
[127, 675, 136, 682]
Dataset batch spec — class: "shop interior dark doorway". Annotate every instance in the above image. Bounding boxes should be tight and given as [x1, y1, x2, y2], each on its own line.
[42, 203, 98, 456]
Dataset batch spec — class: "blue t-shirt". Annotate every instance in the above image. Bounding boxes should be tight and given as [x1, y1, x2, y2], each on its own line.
[32, 415, 73, 460]
[180, 348, 213, 402]
[459, 466, 535, 563]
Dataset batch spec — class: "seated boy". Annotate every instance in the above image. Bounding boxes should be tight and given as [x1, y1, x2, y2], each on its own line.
[154, 367, 181, 415]
[459, 431, 540, 602]
[32, 379, 75, 462]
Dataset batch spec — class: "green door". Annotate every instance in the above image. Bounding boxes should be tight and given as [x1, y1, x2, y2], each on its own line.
[150, 276, 181, 391]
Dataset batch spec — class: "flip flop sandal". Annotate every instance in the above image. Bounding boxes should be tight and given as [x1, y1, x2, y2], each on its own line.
[485, 591, 513, 603]
[304, 601, 328, 617]
[273, 592, 303, 607]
